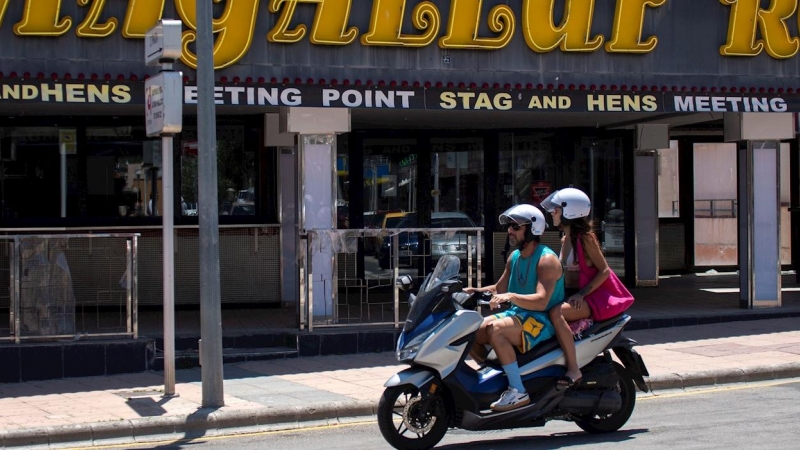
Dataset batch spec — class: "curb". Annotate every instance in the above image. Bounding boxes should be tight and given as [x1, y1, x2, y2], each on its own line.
[646, 362, 800, 391]
[4, 365, 800, 448]
[1, 400, 376, 449]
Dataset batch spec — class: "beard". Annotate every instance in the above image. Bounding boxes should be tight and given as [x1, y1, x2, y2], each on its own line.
[508, 235, 520, 247]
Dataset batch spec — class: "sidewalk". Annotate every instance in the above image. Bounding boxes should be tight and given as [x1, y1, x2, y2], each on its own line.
[2, 317, 800, 449]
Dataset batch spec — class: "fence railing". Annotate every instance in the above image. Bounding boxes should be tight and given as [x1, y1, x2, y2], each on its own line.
[299, 227, 483, 331]
[670, 199, 740, 218]
[694, 199, 737, 218]
[0, 234, 139, 343]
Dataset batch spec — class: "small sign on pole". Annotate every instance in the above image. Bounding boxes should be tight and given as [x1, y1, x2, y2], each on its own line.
[145, 72, 183, 137]
[145, 20, 183, 67]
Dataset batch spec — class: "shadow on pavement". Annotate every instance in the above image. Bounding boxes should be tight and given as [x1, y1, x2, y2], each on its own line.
[437, 427, 649, 449]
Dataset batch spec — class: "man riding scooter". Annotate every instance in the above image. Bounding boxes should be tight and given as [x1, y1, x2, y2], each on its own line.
[465, 204, 565, 412]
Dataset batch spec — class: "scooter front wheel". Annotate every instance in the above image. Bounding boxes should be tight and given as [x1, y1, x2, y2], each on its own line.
[378, 385, 449, 450]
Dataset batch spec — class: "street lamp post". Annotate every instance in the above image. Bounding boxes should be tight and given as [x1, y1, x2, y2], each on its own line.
[196, 0, 225, 408]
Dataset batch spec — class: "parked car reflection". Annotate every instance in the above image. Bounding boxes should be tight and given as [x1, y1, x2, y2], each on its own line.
[223, 201, 255, 216]
[363, 209, 406, 255]
[376, 212, 481, 270]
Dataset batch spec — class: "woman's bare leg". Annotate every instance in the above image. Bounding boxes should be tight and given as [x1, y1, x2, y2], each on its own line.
[550, 305, 582, 385]
[562, 302, 592, 322]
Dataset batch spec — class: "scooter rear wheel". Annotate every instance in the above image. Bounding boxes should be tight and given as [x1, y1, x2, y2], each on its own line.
[574, 361, 636, 434]
[378, 385, 449, 450]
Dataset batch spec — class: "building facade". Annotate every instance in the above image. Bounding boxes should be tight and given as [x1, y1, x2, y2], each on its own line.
[1, 1, 798, 326]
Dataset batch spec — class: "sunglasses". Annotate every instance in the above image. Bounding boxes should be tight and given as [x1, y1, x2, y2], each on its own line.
[507, 223, 523, 231]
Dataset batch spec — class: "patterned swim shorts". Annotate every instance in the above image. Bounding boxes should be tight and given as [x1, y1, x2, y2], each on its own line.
[493, 307, 555, 353]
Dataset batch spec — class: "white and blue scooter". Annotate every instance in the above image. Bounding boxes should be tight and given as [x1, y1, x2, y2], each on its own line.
[378, 255, 649, 450]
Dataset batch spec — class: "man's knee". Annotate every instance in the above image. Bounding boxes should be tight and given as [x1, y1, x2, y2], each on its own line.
[488, 326, 504, 347]
[476, 321, 493, 344]
[549, 306, 562, 321]
[487, 321, 514, 345]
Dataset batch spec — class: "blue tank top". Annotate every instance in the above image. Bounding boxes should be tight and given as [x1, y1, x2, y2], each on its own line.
[507, 243, 565, 311]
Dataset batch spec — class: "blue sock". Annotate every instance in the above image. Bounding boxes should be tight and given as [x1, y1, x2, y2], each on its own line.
[502, 362, 526, 393]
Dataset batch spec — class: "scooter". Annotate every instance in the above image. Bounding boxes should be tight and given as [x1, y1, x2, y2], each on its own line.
[378, 255, 650, 450]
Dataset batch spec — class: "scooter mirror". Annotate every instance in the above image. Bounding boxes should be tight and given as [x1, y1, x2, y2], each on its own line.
[396, 275, 414, 292]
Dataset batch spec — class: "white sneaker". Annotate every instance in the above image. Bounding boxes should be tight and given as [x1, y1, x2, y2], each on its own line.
[490, 388, 530, 412]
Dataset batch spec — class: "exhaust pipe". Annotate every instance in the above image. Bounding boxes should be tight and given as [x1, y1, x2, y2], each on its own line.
[557, 391, 622, 416]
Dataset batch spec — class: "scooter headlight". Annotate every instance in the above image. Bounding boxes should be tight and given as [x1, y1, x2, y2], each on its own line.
[396, 331, 431, 362]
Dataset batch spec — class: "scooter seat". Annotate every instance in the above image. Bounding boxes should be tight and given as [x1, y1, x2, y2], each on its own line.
[483, 314, 629, 368]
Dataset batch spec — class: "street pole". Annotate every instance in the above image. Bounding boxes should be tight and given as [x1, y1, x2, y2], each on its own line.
[162, 133, 175, 396]
[196, 0, 225, 408]
[144, 20, 183, 398]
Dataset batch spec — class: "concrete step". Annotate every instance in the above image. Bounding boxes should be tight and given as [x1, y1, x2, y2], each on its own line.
[153, 346, 299, 371]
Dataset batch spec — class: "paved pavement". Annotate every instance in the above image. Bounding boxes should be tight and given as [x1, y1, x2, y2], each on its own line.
[2, 316, 800, 449]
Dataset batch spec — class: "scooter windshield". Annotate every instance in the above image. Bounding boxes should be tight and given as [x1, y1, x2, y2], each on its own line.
[421, 255, 461, 293]
[404, 255, 461, 333]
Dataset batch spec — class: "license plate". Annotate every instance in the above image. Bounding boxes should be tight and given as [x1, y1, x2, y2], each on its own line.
[399, 250, 413, 256]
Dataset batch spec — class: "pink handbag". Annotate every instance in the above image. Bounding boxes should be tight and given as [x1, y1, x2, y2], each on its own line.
[576, 235, 634, 321]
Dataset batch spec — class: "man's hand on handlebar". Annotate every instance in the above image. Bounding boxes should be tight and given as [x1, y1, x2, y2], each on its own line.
[489, 293, 513, 310]
[475, 291, 512, 310]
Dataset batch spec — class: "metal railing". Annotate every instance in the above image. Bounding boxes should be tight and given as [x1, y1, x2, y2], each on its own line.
[694, 199, 737, 218]
[299, 227, 483, 331]
[0, 234, 139, 343]
[669, 199, 739, 218]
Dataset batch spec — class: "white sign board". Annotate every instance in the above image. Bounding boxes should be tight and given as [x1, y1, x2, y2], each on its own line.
[145, 20, 183, 66]
[145, 72, 183, 137]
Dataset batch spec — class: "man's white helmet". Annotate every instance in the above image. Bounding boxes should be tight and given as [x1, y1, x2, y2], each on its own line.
[541, 188, 592, 219]
[499, 204, 546, 235]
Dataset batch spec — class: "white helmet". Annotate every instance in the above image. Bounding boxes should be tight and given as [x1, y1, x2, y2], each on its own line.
[541, 188, 591, 219]
[499, 204, 546, 235]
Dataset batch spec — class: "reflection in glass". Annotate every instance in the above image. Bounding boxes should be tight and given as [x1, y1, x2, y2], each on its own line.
[0, 126, 154, 220]
[180, 126, 256, 217]
[431, 138, 484, 227]
[362, 139, 416, 219]
[498, 133, 554, 212]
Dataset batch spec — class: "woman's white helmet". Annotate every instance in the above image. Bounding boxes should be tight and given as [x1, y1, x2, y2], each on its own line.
[541, 188, 592, 219]
[499, 204, 546, 235]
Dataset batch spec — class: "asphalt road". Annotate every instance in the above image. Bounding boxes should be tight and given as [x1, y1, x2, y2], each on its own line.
[82, 379, 800, 450]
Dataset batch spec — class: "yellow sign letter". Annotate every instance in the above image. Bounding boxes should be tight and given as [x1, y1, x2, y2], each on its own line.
[521, 0, 603, 53]
[361, 0, 441, 47]
[76, 0, 117, 38]
[13, 0, 72, 36]
[440, 0, 515, 50]
[0, 0, 10, 30]
[121, 0, 165, 38]
[605, 0, 666, 53]
[719, 0, 799, 59]
[268, 0, 357, 45]
[175, 0, 261, 69]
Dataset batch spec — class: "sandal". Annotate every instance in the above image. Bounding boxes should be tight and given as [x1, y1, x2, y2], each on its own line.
[556, 375, 582, 391]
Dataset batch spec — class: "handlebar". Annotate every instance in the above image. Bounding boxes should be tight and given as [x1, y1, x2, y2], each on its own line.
[475, 291, 493, 306]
